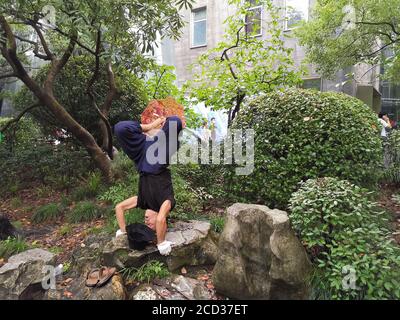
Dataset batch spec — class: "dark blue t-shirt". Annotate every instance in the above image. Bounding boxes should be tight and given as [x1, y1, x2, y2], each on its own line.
[114, 116, 183, 174]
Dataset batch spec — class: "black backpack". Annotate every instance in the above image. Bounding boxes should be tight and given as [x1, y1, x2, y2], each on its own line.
[126, 223, 156, 251]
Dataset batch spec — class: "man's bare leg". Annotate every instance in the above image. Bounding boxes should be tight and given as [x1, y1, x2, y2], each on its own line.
[156, 200, 172, 244]
[115, 196, 138, 232]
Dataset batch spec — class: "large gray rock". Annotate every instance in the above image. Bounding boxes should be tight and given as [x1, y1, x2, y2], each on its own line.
[45, 273, 126, 300]
[102, 221, 219, 272]
[131, 275, 212, 300]
[0, 249, 56, 300]
[213, 203, 312, 300]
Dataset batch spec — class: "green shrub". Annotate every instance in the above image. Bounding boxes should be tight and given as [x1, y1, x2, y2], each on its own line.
[121, 261, 170, 283]
[229, 89, 383, 209]
[68, 201, 103, 223]
[289, 177, 400, 300]
[32, 203, 63, 223]
[0, 142, 93, 194]
[0, 237, 30, 259]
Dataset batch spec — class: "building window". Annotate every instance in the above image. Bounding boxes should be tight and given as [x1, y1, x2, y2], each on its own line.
[302, 78, 322, 91]
[285, 0, 309, 30]
[191, 7, 207, 48]
[245, 0, 262, 36]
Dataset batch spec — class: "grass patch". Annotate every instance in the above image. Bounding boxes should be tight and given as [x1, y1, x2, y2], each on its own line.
[210, 216, 225, 233]
[58, 224, 73, 236]
[0, 237, 30, 259]
[10, 197, 22, 209]
[11, 220, 23, 230]
[32, 203, 62, 223]
[48, 246, 63, 255]
[68, 201, 102, 223]
[121, 261, 170, 283]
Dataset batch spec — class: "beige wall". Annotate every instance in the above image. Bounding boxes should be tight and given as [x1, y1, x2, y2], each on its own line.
[167, 0, 381, 109]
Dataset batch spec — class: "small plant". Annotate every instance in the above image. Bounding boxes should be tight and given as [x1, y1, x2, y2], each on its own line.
[0, 237, 30, 259]
[210, 216, 225, 233]
[86, 171, 103, 197]
[68, 201, 102, 223]
[121, 261, 170, 283]
[63, 261, 72, 274]
[11, 220, 23, 230]
[60, 195, 72, 209]
[71, 186, 91, 202]
[36, 186, 52, 198]
[32, 203, 62, 223]
[10, 197, 22, 209]
[58, 224, 73, 236]
[48, 246, 63, 255]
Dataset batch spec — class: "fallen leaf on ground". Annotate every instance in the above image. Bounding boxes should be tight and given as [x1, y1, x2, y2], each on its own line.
[63, 290, 73, 298]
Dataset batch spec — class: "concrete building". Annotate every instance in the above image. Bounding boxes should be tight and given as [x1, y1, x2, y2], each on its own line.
[162, 0, 399, 118]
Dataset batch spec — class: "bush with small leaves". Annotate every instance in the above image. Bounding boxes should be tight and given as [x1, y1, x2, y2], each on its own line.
[229, 89, 383, 209]
[289, 177, 400, 300]
[0, 237, 30, 259]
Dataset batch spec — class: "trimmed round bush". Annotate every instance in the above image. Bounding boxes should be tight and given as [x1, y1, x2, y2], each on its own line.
[289, 177, 400, 300]
[229, 88, 383, 208]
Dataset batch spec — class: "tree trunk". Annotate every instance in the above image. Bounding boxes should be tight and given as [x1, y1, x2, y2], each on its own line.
[42, 92, 113, 182]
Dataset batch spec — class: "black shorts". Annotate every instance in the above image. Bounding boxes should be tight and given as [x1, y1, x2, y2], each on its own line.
[137, 169, 176, 212]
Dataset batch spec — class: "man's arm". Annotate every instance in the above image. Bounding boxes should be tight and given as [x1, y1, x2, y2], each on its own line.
[141, 117, 166, 133]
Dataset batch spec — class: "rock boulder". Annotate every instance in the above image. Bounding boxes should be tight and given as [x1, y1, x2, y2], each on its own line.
[212, 203, 312, 300]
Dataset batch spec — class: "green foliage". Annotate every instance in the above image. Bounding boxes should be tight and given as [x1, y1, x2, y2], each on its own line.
[296, 0, 400, 83]
[58, 224, 73, 236]
[98, 173, 139, 206]
[9, 197, 22, 209]
[184, 0, 302, 119]
[383, 130, 400, 185]
[32, 203, 63, 224]
[0, 142, 92, 194]
[105, 208, 144, 234]
[170, 170, 202, 220]
[63, 261, 72, 274]
[210, 216, 225, 233]
[68, 201, 103, 223]
[121, 261, 170, 283]
[229, 89, 383, 209]
[48, 246, 63, 255]
[289, 177, 400, 300]
[0, 237, 30, 259]
[145, 65, 180, 100]
[13, 56, 148, 141]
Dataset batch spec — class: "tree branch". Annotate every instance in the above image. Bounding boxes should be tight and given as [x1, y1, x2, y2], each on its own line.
[355, 21, 400, 36]
[30, 22, 55, 60]
[0, 102, 40, 133]
[14, 34, 52, 60]
[44, 33, 77, 91]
